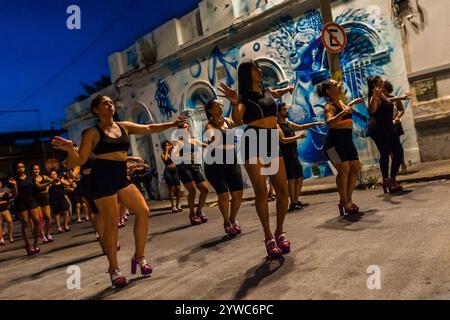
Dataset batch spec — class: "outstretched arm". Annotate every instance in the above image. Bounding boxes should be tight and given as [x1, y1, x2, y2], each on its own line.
[289, 120, 324, 131]
[269, 83, 295, 99]
[119, 115, 186, 135]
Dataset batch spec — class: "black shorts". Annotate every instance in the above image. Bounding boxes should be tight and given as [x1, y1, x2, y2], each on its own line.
[79, 175, 99, 214]
[283, 156, 304, 180]
[177, 164, 205, 185]
[324, 129, 359, 165]
[14, 197, 38, 213]
[90, 159, 131, 200]
[164, 168, 180, 187]
[69, 192, 81, 205]
[240, 126, 281, 162]
[34, 192, 50, 208]
[50, 197, 69, 215]
[205, 164, 244, 195]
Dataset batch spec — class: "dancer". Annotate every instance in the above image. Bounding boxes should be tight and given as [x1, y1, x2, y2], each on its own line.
[161, 141, 182, 213]
[48, 170, 71, 232]
[0, 178, 16, 245]
[204, 99, 243, 235]
[31, 164, 54, 243]
[277, 102, 324, 211]
[174, 123, 209, 225]
[317, 79, 363, 216]
[218, 60, 292, 258]
[368, 76, 405, 193]
[52, 94, 185, 287]
[12, 162, 41, 255]
[384, 80, 410, 174]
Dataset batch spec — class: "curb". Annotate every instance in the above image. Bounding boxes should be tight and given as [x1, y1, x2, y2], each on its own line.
[149, 172, 450, 214]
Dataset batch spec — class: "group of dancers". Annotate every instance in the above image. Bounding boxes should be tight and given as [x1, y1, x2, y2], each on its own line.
[47, 59, 410, 288]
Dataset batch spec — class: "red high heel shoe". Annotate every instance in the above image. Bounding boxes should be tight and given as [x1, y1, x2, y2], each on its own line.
[382, 178, 397, 194]
[338, 202, 359, 216]
[190, 215, 202, 226]
[265, 239, 282, 259]
[197, 213, 208, 223]
[109, 269, 127, 288]
[231, 221, 242, 234]
[274, 232, 291, 254]
[224, 223, 238, 236]
[391, 178, 403, 192]
[131, 256, 153, 276]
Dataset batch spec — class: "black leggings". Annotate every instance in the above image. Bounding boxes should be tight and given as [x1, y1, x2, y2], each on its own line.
[370, 130, 404, 179]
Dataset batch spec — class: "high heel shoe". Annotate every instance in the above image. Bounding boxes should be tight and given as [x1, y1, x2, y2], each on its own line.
[109, 269, 127, 288]
[382, 178, 396, 194]
[274, 232, 291, 254]
[189, 215, 202, 226]
[26, 246, 36, 256]
[338, 202, 359, 216]
[224, 223, 238, 236]
[391, 178, 403, 192]
[197, 213, 208, 223]
[265, 238, 282, 259]
[131, 256, 153, 276]
[231, 221, 242, 234]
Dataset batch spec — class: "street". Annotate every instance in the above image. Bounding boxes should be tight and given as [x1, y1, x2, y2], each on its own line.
[1, 179, 449, 300]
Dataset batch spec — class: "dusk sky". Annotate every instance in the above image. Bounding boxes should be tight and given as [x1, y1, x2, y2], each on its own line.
[0, 0, 200, 133]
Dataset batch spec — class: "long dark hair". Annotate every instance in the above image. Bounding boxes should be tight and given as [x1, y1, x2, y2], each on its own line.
[316, 79, 334, 98]
[238, 60, 263, 98]
[90, 95, 107, 118]
[367, 76, 382, 105]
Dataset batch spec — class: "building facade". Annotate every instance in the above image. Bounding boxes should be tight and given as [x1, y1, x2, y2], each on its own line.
[65, 0, 447, 199]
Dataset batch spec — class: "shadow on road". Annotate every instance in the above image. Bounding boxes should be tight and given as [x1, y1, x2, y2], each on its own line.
[150, 224, 192, 238]
[2, 253, 104, 290]
[86, 275, 152, 300]
[234, 255, 294, 299]
[317, 209, 381, 231]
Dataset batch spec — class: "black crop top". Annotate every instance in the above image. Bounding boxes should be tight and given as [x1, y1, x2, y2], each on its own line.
[331, 102, 353, 121]
[93, 122, 131, 155]
[241, 89, 278, 124]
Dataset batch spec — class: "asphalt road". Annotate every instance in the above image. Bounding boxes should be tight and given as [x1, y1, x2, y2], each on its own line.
[0, 179, 449, 300]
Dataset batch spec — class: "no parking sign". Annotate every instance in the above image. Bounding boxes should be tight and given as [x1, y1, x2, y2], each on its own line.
[321, 22, 347, 54]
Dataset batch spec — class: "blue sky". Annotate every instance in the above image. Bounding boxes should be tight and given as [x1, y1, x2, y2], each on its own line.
[0, 0, 200, 133]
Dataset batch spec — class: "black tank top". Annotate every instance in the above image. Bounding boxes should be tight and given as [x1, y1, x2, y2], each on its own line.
[371, 99, 394, 129]
[162, 155, 174, 166]
[331, 102, 353, 121]
[93, 122, 130, 155]
[16, 176, 35, 200]
[278, 122, 297, 158]
[241, 89, 278, 124]
[49, 183, 65, 199]
[33, 175, 51, 195]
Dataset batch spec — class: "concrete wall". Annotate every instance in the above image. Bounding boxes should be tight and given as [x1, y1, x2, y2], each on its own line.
[399, 0, 450, 161]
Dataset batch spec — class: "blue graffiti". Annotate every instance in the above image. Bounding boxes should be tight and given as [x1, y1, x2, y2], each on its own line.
[190, 60, 202, 78]
[155, 79, 178, 119]
[127, 49, 138, 69]
[266, 8, 395, 176]
[207, 46, 240, 87]
[253, 42, 261, 52]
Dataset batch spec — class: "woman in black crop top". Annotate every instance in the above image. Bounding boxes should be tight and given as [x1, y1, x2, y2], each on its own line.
[161, 141, 182, 213]
[11, 162, 41, 256]
[218, 60, 294, 259]
[173, 123, 209, 226]
[318, 79, 363, 217]
[368, 76, 405, 194]
[31, 163, 54, 243]
[52, 94, 186, 288]
[204, 99, 243, 236]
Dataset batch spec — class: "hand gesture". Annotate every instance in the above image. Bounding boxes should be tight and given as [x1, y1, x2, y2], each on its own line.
[51, 136, 74, 152]
[8, 177, 16, 186]
[342, 105, 354, 114]
[174, 115, 187, 128]
[372, 86, 383, 99]
[286, 83, 295, 93]
[402, 91, 412, 100]
[297, 131, 307, 139]
[350, 97, 364, 105]
[217, 82, 239, 106]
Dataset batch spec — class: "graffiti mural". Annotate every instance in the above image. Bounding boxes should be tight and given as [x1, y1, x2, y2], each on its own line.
[155, 79, 178, 119]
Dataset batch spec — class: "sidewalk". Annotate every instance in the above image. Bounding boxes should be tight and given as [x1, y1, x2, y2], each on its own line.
[149, 159, 450, 213]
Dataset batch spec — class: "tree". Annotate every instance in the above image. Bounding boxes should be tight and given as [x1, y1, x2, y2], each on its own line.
[74, 75, 112, 102]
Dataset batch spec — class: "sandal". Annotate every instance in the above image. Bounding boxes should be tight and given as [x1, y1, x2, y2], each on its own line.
[196, 213, 208, 223]
[189, 215, 202, 226]
[265, 238, 282, 259]
[224, 223, 238, 236]
[274, 232, 291, 254]
[0, 239, 5, 246]
[109, 269, 127, 288]
[231, 221, 242, 234]
[131, 256, 153, 276]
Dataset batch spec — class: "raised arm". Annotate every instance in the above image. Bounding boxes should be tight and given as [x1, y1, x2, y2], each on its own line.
[269, 83, 294, 99]
[119, 115, 186, 135]
[278, 124, 306, 144]
[324, 103, 352, 128]
[51, 128, 97, 167]
[289, 120, 324, 131]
